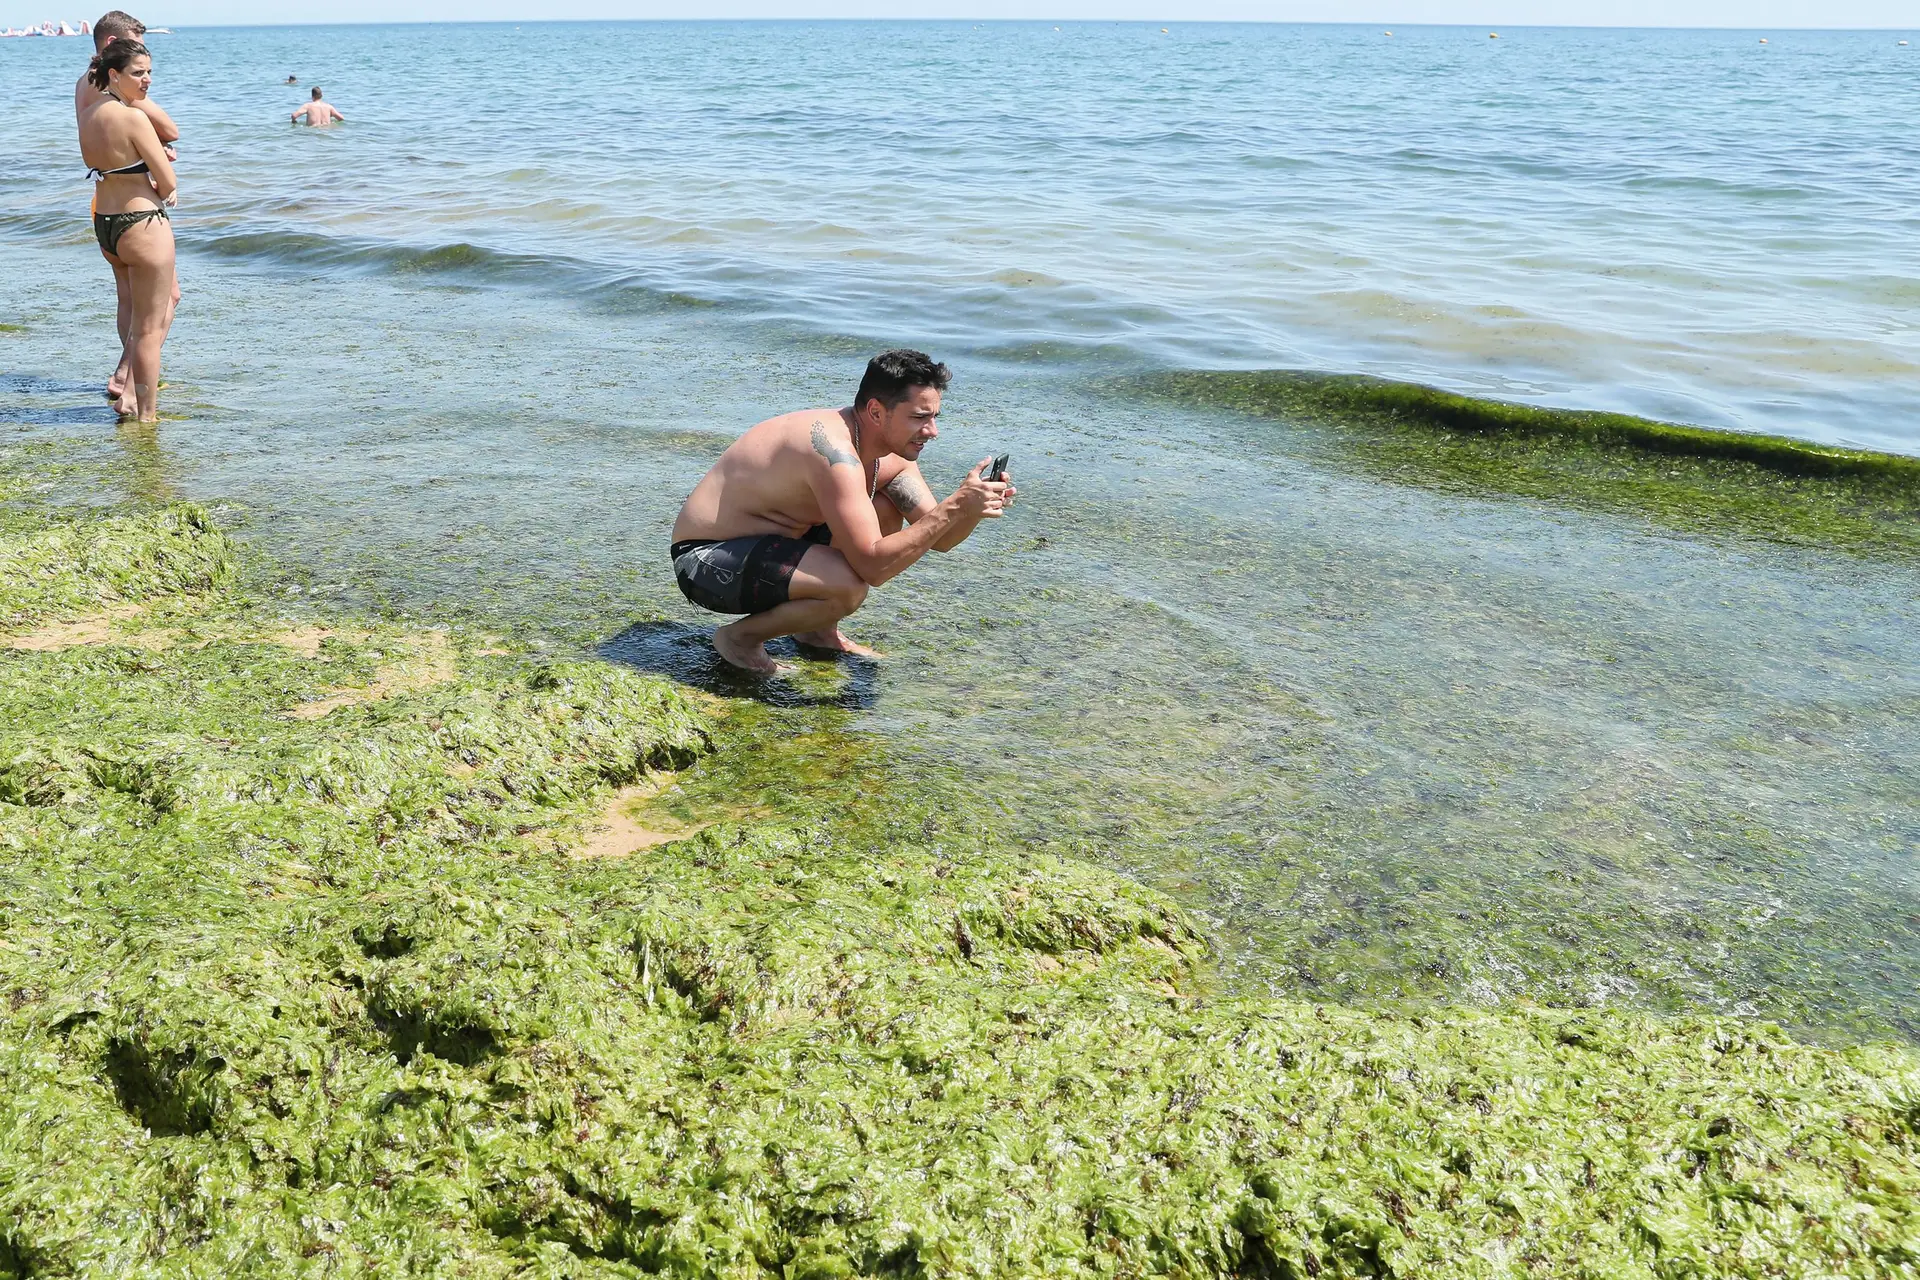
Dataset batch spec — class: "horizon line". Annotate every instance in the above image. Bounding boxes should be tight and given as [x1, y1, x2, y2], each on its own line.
[9, 16, 1913, 29]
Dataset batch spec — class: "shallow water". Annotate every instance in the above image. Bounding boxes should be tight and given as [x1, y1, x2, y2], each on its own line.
[5, 21, 1920, 449]
[2, 23, 1918, 1041]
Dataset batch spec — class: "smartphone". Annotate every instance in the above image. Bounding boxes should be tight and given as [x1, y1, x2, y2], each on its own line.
[983, 452, 1011, 482]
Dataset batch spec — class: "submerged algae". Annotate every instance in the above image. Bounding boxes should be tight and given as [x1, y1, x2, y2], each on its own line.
[1, 494, 1918, 1276]
[1130, 370, 1920, 558]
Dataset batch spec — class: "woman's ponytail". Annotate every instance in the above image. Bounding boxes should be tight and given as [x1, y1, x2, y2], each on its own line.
[87, 38, 148, 91]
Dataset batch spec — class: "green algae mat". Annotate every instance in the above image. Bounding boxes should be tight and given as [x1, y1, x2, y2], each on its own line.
[2, 488, 1918, 1276]
[1126, 371, 1920, 560]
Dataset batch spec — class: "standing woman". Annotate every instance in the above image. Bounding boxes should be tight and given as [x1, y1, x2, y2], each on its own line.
[77, 38, 175, 422]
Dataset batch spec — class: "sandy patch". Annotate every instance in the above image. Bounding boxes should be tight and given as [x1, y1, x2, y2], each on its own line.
[264, 625, 358, 658]
[1, 615, 383, 658]
[575, 778, 708, 859]
[285, 630, 458, 720]
[1, 604, 170, 652]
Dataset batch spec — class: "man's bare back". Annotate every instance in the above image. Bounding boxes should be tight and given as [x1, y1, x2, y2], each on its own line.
[292, 93, 345, 126]
[669, 352, 1014, 673]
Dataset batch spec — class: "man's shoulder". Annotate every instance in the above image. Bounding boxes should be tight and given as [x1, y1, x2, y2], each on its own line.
[742, 409, 858, 472]
[753, 407, 846, 445]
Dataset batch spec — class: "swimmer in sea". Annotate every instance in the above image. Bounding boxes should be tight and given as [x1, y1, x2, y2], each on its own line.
[78, 36, 177, 424]
[75, 10, 178, 407]
[669, 349, 1016, 673]
[290, 86, 345, 126]
[285, 74, 297, 83]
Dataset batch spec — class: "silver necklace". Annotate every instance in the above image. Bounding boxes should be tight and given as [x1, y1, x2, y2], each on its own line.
[849, 410, 877, 500]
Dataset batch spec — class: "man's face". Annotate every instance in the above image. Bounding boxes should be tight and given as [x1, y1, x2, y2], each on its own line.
[878, 386, 942, 460]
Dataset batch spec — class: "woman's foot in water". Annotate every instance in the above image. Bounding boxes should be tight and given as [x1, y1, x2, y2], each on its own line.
[792, 628, 878, 657]
[113, 389, 140, 418]
[712, 621, 783, 674]
[106, 360, 130, 401]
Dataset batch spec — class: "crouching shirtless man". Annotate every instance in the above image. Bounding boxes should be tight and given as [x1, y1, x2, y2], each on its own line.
[670, 349, 1015, 673]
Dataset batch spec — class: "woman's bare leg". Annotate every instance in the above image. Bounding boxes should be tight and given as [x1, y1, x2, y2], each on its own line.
[107, 259, 133, 403]
[117, 217, 176, 424]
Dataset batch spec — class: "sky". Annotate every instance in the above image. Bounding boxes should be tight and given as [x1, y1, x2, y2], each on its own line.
[3, 0, 1914, 31]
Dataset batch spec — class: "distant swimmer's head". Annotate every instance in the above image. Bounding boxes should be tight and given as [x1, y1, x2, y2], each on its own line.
[88, 37, 150, 95]
[92, 8, 142, 51]
[853, 349, 951, 461]
[311, 86, 323, 99]
[286, 74, 298, 83]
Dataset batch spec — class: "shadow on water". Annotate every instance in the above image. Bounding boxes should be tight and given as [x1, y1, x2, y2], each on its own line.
[597, 621, 879, 711]
[0, 404, 121, 427]
[0, 374, 123, 429]
[0, 375, 101, 397]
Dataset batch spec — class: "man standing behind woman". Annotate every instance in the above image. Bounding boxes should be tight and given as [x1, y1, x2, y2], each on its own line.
[75, 10, 179, 419]
[77, 34, 176, 423]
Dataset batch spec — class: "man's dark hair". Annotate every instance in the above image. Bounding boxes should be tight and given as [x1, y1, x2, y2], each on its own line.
[854, 349, 950, 413]
[311, 86, 323, 99]
[93, 10, 142, 49]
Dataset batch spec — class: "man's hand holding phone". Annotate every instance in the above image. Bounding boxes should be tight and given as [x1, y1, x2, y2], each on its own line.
[957, 453, 1015, 519]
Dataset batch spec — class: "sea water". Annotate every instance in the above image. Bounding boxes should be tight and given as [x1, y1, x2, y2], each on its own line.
[2, 22, 1917, 1040]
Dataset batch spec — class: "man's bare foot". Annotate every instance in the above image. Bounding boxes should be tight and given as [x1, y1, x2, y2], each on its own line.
[793, 628, 879, 657]
[712, 623, 781, 674]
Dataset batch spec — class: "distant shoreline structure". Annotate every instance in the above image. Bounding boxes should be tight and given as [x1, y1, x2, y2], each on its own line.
[0, 18, 167, 35]
[0, 19, 1914, 33]
[3, 19, 98, 36]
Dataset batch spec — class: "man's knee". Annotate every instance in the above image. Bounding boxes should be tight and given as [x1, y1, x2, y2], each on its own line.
[829, 577, 869, 615]
[797, 547, 870, 615]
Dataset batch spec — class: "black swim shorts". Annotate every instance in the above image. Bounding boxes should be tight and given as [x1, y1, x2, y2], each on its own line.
[670, 524, 831, 615]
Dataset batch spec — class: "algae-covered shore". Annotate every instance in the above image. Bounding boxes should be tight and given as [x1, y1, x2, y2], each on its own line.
[2, 448, 1919, 1277]
[1127, 370, 1920, 560]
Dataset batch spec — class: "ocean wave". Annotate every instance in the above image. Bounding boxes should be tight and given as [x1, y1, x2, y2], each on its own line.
[185, 227, 724, 319]
[0, 210, 85, 240]
[195, 229, 570, 280]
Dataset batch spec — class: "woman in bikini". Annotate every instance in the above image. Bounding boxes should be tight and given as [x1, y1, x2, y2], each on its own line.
[77, 38, 176, 422]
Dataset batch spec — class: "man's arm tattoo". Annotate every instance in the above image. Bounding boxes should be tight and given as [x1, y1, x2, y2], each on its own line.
[810, 421, 859, 468]
[884, 470, 934, 515]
